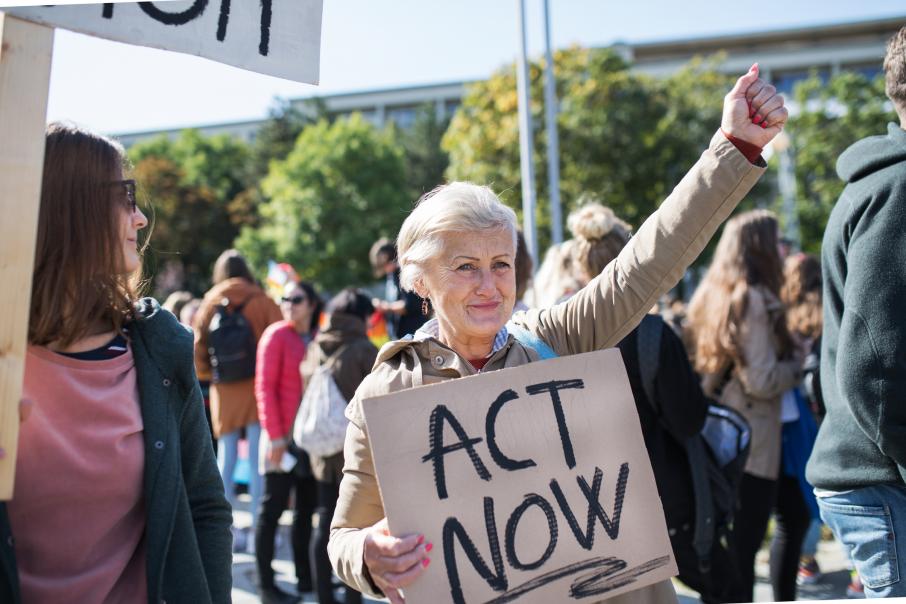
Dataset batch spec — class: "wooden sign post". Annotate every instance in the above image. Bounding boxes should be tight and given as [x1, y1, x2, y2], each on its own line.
[0, 0, 323, 500]
[362, 349, 677, 604]
[0, 13, 53, 502]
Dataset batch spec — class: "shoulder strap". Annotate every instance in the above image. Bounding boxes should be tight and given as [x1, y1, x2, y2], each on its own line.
[506, 322, 558, 360]
[321, 344, 349, 369]
[233, 294, 256, 314]
[636, 314, 663, 411]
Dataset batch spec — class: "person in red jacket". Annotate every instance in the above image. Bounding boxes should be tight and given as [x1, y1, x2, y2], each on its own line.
[254, 281, 322, 604]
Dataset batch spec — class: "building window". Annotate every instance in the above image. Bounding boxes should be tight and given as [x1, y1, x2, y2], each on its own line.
[772, 67, 830, 96]
[386, 106, 418, 129]
[843, 62, 883, 81]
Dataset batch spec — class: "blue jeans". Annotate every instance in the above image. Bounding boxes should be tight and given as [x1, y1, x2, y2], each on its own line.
[817, 484, 906, 598]
[218, 422, 262, 527]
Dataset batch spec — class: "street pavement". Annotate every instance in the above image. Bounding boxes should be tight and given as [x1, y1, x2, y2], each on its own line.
[230, 494, 857, 603]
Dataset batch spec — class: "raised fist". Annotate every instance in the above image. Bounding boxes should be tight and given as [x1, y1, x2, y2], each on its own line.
[722, 64, 789, 149]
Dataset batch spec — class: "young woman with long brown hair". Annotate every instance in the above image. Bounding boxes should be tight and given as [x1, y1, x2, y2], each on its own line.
[686, 209, 806, 601]
[0, 122, 232, 603]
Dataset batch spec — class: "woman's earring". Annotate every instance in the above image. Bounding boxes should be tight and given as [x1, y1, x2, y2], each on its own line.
[421, 298, 430, 316]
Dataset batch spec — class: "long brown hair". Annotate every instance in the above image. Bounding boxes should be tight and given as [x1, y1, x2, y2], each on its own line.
[686, 209, 793, 374]
[29, 123, 142, 347]
[782, 253, 822, 339]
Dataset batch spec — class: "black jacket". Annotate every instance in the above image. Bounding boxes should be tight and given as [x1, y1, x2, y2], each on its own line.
[807, 122, 906, 490]
[617, 315, 709, 526]
[387, 269, 427, 340]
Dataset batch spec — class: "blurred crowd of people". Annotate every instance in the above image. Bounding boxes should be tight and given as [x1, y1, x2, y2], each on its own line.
[3, 24, 905, 604]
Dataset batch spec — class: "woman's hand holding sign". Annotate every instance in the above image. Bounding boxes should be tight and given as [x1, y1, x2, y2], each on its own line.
[721, 63, 789, 149]
[363, 518, 432, 603]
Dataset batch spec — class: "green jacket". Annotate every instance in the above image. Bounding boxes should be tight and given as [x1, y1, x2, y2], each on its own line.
[0, 298, 233, 603]
[807, 122, 906, 490]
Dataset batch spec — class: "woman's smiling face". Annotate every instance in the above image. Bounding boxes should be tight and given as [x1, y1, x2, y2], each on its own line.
[418, 229, 516, 350]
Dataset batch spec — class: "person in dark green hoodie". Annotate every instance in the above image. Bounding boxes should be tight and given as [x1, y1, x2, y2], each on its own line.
[805, 25, 906, 599]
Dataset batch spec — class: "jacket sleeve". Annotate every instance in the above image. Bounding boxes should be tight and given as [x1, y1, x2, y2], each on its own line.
[328, 375, 390, 598]
[513, 131, 764, 355]
[180, 377, 233, 603]
[735, 290, 801, 400]
[836, 191, 906, 473]
[653, 322, 709, 440]
[192, 296, 217, 381]
[255, 326, 287, 441]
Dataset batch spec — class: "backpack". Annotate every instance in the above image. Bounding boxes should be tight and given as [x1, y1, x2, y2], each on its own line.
[207, 296, 257, 384]
[293, 345, 350, 458]
[636, 314, 751, 574]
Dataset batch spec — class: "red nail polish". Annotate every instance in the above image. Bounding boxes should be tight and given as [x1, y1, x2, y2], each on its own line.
[422, 558, 431, 568]
[425, 543, 433, 553]
[761, 122, 767, 129]
[416, 535, 425, 546]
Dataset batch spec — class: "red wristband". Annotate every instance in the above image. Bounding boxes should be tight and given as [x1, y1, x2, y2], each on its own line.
[721, 129, 763, 164]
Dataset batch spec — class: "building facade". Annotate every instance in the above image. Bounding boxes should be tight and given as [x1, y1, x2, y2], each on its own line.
[115, 15, 904, 147]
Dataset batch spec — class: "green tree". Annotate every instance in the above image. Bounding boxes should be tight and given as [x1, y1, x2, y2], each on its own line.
[785, 71, 895, 253]
[129, 130, 253, 295]
[133, 156, 234, 296]
[443, 48, 749, 255]
[236, 114, 410, 291]
[248, 97, 327, 183]
[395, 103, 451, 202]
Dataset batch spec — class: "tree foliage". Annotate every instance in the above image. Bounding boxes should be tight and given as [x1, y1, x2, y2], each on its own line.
[395, 103, 451, 202]
[785, 71, 895, 253]
[235, 115, 410, 291]
[129, 130, 253, 296]
[442, 48, 746, 254]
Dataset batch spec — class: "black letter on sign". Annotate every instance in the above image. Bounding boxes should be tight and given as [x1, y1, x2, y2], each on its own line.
[217, 0, 230, 41]
[102, 3, 114, 18]
[139, 1, 208, 25]
[579, 464, 629, 540]
[550, 464, 614, 549]
[504, 493, 558, 571]
[259, 0, 273, 56]
[525, 379, 584, 469]
[443, 497, 507, 604]
[486, 389, 536, 471]
[421, 404, 491, 500]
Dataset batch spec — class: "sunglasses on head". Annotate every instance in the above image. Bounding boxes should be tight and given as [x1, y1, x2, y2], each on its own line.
[281, 295, 307, 305]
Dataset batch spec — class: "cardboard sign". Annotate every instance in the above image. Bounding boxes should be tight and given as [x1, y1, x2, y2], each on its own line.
[362, 349, 677, 604]
[5, 0, 323, 83]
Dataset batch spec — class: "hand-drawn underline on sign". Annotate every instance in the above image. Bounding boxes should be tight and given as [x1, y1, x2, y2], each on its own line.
[483, 554, 672, 604]
[100, 0, 273, 56]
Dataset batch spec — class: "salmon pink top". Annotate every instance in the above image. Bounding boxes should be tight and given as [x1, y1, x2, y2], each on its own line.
[9, 345, 148, 604]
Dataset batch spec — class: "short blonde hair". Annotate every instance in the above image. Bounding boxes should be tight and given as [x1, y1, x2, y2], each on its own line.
[397, 182, 517, 292]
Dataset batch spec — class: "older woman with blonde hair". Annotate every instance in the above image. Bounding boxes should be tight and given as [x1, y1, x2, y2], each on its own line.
[328, 66, 787, 604]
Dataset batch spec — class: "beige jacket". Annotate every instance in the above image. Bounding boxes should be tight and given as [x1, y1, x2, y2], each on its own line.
[328, 131, 764, 603]
[702, 286, 802, 480]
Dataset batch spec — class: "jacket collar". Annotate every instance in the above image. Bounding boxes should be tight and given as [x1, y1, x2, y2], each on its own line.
[409, 318, 509, 356]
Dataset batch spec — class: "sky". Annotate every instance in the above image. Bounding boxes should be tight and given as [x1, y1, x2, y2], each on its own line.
[18, 0, 906, 135]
